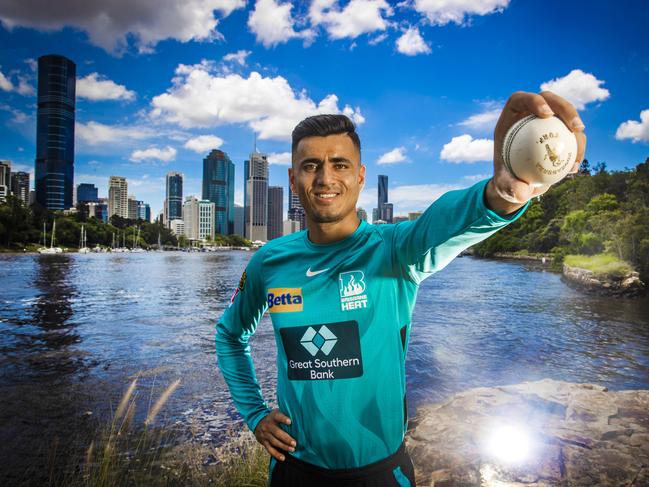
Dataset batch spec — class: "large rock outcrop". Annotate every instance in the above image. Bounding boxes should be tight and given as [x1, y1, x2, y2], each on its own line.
[563, 264, 645, 296]
[407, 379, 649, 486]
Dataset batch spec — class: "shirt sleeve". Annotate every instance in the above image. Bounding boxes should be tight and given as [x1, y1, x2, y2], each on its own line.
[392, 178, 529, 284]
[215, 249, 271, 433]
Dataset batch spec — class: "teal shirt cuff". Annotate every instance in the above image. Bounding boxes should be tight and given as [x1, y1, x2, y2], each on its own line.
[478, 178, 530, 224]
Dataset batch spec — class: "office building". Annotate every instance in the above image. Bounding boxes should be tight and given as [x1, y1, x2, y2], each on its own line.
[378, 175, 388, 209]
[127, 195, 138, 220]
[182, 196, 199, 240]
[267, 186, 283, 240]
[108, 176, 128, 219]
[198, 200, 216, 241]
[283, 219, 300, 235]
[87, 199, 108, 223]
[393, 216, 409, 223]
[372, 207, 379, 224]
[288, 186, 305, 230]
[35, 54, 76, 210]
[77, 183, 98, 203]
[244, 151, 268, 241]
[202, 150, 235, 235]
[234, 205, 244, 237]
[0, 160, 10, 203]
[169, 219, 184, 237]
[11, 171, 30, 204]
[137, 201, 150, 222]
[377, 174, 393, 223]
[165, 172, 183, 223]
[356, 207, 367, 222]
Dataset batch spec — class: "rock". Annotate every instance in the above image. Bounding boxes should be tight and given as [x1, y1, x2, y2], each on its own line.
[562, 264, 646, 297]
[407, 379, 649, 486]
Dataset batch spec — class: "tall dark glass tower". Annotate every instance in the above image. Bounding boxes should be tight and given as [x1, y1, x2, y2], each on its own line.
[378, 175, 388, 209]
[35, 54, 76, 210]
[202, 150, 235, 235]
[165, 172, 183, 221]
[267, 186, 283, 240]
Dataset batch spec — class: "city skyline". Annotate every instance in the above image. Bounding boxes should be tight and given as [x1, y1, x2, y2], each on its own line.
[0, 1, 647, 219]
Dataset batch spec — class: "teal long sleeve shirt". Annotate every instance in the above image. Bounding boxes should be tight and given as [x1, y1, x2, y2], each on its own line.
[215, 178, 528, 469]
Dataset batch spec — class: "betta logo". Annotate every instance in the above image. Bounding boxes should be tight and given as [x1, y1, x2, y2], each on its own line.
[267, 288, 303, 313]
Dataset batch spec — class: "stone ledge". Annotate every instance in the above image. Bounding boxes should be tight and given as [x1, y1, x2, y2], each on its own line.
[562, 264, 645, 296]
[407, 379, 649, 486]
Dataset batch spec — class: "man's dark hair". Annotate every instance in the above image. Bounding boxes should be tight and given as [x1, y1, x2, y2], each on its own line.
[291, 114, 361, 155]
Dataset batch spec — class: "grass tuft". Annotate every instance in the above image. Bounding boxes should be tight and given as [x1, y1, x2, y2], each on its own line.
[565, 253, 634, 277]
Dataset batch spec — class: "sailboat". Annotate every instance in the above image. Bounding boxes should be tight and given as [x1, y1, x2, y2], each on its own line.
[38, 220, 63, 254]
[78, 225, 90, 253]
[131, 226, 145, 252]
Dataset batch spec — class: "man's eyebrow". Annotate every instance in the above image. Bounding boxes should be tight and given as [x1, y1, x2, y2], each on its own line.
[298, 156, 352, 165]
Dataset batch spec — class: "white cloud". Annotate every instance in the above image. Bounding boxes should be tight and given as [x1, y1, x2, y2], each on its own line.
[0, 0, 245, 54]
[267, 151, 292, 165]
[0, 70, 35, 95]
[129, 146, 177, 163]
[15, 77, 34, 96]
[463, 173, 490, 182]
[540, 69, 610, 110]
[150, 61, 364, 140]
[309, 0, 393, 40]
[76, 121, 157, 145]
[615, 109, 649, 143]
[440, 134, 493, 163]
[368, 32, 388, 45]
[183, 134, 225, 153]
[77, 73, 136, 101]
[396, 26, 430, 56]
[0, 103, 30, 124]
[413, 0, 509, 25]
[457, 107, 501, 131]
[0, 70, 13, 91]
[377, 146, 408, 164]
[248, 0, 312, 48]
[222, 50, 251, 66]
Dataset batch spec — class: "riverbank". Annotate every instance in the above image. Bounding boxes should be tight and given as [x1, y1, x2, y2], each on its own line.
[562, 254, 646, 297]
[409, 379, 649, 486]
[40, 379, 649, 486]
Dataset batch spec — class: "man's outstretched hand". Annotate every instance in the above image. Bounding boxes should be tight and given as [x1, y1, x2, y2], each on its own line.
[486, 91, 587, 215]
[254, 409, 297, 461]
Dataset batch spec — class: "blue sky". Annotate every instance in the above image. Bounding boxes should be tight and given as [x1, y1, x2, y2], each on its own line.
[1, 0, 648, 217]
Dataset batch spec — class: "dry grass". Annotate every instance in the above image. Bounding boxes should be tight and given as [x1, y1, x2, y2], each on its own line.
[52, 377, 269, 487]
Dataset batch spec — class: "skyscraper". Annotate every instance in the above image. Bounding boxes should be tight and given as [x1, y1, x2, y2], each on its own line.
[234, 205, 244, 237]
[378, 175, 388, 209]
[244, 151, 268, 241]
[76, 183, 98, 203]
[377, 174, 393, 223]
[108, 176, 128, 219]
[182, 196, 199, 240]
[356, 207, 367, 222]
[127, 195, 138, 220]
[11, 171, 30, 204]
[166, 172, 183, 223]
[35, 54, 76, 210]
[267, 186, 283, 240]
[288, 186, 306, 230]
[202, 150, 235, 236]
[0, 161, 10, 203]
[137, 201, 150, 222]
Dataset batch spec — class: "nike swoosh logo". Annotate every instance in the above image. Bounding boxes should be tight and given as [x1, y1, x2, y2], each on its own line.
[306, 267, 329, 277]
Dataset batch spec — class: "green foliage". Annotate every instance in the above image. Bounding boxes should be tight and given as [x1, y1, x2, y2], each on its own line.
[473, 158, 649, 281]
[564, 253, 633, 278]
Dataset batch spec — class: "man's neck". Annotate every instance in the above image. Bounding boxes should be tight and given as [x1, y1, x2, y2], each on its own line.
[306, 216, 361, 244]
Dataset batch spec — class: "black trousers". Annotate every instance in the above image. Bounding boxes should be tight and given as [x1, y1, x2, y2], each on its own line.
[269, 442, 416, 487]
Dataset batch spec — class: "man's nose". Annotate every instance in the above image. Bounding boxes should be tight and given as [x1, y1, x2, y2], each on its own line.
[316, 163, 335, 186]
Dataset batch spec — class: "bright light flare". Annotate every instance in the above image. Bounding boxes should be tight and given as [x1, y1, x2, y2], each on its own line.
[483, 423, 534, 465]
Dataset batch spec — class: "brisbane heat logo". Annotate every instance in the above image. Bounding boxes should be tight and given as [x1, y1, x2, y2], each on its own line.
[338, 271, 368, 311]
[267, 288, 303, 313]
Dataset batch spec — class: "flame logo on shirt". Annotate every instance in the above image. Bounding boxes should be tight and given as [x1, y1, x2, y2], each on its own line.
[339, 271, 366, 298]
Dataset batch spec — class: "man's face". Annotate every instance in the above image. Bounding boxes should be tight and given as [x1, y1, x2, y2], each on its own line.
[289, 133, 365, 225]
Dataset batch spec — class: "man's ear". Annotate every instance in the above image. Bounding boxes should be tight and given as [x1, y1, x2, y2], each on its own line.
[288, 167, 295, 193]
[358, 163, 366, 189]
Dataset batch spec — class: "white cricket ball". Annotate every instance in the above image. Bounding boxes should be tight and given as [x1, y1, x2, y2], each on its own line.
[502, 115, 578, 186]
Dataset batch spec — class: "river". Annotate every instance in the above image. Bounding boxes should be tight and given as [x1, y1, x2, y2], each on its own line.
[1, 251, 648, 482]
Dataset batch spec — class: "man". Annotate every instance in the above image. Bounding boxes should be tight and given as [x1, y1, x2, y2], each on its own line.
[216, 91, 586, 486]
